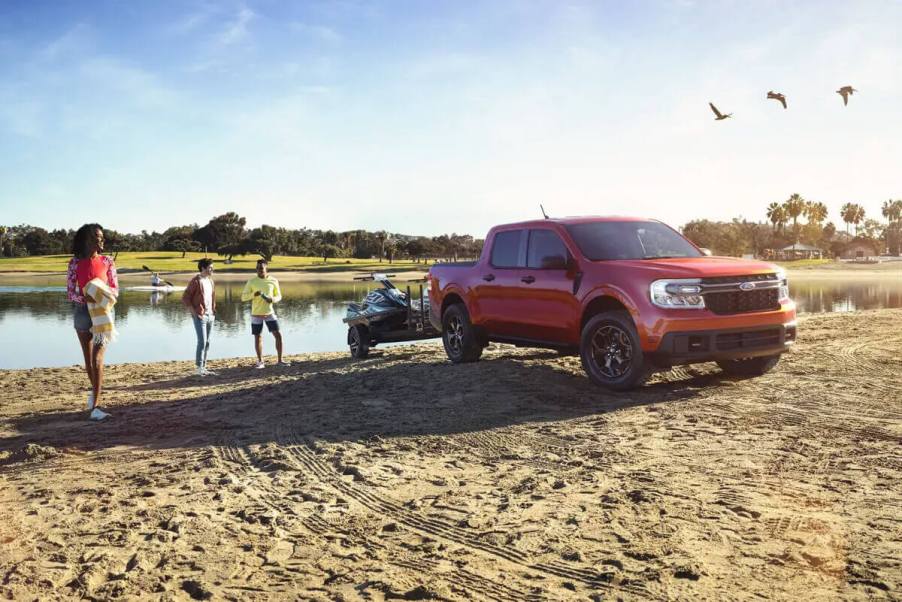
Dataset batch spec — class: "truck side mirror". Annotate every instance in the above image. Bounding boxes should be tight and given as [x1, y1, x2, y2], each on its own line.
[699, 248, 713, 257]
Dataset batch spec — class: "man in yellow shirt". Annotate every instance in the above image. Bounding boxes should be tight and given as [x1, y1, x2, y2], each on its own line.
[241, 259, 289, 369]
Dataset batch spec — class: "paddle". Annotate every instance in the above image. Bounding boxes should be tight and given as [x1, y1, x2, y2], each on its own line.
[141, 264, 174, 287]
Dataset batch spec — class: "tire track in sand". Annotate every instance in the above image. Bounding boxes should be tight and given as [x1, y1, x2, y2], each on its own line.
[275, 426, 625, 592]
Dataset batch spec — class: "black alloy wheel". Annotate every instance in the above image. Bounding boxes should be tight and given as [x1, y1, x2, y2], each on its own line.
[441, 304, 483, 363]
[580, 311, 651, 390]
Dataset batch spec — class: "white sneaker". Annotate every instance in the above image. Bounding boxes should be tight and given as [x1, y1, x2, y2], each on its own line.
[202, 368, 218, 376]
[277, 360, 291, 367]
[87, 392, 95, 411]
[89, 408, 110, 421]
[255, 361, 265, 369]
[196, 366, 205, 377]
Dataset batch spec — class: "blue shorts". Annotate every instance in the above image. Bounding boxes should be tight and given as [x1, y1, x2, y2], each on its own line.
[251, 316, 279, 335]
[73, 303, 92, 332]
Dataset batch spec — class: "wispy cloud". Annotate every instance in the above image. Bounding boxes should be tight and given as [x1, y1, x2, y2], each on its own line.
[290, 23, 343, 45]
[167, 10, 212, 36]
[38, 23, 92, 62]
[218, 7, 255, 46]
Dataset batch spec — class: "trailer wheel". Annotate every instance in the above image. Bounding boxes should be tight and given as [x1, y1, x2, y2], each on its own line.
[348, 325, 370, 359]
[442, 304, 483, 363]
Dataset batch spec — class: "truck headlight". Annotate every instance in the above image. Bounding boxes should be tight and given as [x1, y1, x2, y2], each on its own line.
[650, 279, 705, 309]
[775, 268, 790, 301]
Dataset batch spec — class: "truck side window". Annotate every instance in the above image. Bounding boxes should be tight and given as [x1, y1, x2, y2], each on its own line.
[527, 229, 569, 269]
[490, 230, 523, 268]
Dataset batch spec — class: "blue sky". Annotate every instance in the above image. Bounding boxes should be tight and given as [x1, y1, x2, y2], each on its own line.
[1, 1, 900, 236]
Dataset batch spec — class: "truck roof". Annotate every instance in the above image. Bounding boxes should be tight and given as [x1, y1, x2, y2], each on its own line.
[491, 216, 659, 230]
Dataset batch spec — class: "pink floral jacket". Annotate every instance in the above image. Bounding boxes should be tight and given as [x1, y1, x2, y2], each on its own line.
[66, 255, 118, 304]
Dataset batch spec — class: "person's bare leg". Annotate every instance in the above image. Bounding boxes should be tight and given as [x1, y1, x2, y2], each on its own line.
[92, 342, 106, 407]
[274, 331, 283, 363]
[254, 334, 263, 362]
[77, 331, 95, 392]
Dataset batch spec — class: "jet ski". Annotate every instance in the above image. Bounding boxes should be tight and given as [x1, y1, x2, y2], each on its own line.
[343, 273, 437, 358]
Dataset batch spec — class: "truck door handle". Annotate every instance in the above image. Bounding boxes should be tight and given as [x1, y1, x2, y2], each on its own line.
[482, 274, 495, 282]
[521, 276, 535, 284]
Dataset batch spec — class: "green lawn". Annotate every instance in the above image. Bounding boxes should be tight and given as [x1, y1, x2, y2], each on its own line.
[773, 259, 834, 268]
[0, 252, 428, 274]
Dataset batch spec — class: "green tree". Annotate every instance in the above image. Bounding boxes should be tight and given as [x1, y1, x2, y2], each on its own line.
[195, 212, 247, 252]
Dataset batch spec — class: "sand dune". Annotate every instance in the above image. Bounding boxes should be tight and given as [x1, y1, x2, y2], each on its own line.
[1, 310, 900, 600]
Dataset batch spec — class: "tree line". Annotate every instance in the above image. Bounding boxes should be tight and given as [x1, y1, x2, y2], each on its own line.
[2, 197, 900, 261]
[685, 195, 902, 258]
[0, 212, 484, 263]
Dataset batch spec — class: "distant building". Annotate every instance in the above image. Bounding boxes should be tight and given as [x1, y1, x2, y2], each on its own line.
[840, 240, 881, 260]
[775, 243, 823, 260]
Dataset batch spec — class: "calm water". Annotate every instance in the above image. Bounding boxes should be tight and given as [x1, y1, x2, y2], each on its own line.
[0, 277, 900, 369]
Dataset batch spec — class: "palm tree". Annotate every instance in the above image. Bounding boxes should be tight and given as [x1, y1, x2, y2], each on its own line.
[881, 199, 902, 224]
[841, 202, 856, 234]
[851, 204, 866, 235]
[782, 193, 806, 229]
[766, 202, 786, 232]
[805, 201, 829, 225]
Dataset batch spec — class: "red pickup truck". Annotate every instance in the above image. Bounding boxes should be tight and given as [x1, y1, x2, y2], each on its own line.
[427, 217, 797, 390]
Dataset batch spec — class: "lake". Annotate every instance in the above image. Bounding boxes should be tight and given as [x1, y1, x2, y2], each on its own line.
[0, 276, 900, 369]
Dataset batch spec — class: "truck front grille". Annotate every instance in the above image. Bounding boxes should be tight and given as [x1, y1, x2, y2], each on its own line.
[704, 289, 781, 315]
[700, 273, 782, 315]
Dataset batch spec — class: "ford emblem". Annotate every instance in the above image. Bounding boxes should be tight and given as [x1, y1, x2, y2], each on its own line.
[739, 282, 756, 291]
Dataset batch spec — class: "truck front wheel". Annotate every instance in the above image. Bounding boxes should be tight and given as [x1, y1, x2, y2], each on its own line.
[716, 355, 780, 376]
[442, 304, 483, 363]
[580, 311, 650, 390]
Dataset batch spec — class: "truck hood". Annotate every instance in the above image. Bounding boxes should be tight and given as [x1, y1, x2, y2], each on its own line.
[599, 256, 781, 279]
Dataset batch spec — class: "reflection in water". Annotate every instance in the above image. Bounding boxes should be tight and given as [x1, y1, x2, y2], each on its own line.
[0, 280, 382, 369]
[1, 278, 900, 369]
[790, 279, 902, 314]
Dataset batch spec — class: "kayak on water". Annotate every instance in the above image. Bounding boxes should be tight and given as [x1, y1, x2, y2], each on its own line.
[124, 285, 186, 292]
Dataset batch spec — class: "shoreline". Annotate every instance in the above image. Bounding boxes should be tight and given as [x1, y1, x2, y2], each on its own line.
[0, 268, 429, 283]
[0, 262, 899, 283]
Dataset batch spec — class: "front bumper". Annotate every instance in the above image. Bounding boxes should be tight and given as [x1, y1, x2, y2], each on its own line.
[649, 322, 796, 367]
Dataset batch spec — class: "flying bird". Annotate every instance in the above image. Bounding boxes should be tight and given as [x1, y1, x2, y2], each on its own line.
[709, 102, 732, 120]
[836, 85, 857, 106]
[767, 90, 787, 109]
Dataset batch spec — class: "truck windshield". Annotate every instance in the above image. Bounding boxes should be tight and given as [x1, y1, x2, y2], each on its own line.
[565, 221, 702, 261]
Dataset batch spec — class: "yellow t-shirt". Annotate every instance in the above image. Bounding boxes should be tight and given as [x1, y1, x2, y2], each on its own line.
[240, 276, 282, 316]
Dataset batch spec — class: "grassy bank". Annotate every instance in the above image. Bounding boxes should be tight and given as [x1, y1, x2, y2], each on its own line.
[0, 251, 428, 274]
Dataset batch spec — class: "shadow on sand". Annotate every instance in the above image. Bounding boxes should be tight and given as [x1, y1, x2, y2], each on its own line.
[0, 349, 733, 459]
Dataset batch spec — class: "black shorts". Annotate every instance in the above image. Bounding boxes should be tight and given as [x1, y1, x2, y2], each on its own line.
[251, 317, 279, 335]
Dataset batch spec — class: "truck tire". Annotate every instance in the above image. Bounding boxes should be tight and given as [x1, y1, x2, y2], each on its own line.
[348, 325, 370, 359]
[580, 311, 651, 390]
[716, 355, 780, 376]
[442, 304, 483, 363]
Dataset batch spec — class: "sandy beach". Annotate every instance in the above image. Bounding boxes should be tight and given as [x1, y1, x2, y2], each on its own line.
[1, 309, 900, 600]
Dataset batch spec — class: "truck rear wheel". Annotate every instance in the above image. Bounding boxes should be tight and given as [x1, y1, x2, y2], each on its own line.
[348, 325, 370, 359]
[580, 311, 650, 390]
[442, 304, 483, 363]
[716, 355, 780, 376]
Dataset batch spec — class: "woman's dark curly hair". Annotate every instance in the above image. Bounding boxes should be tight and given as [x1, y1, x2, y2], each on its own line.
[72, 223, 104, 258]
